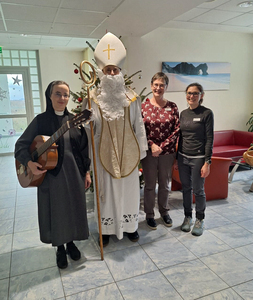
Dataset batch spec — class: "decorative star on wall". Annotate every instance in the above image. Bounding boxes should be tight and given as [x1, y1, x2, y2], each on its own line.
[12, 75, 22, 85]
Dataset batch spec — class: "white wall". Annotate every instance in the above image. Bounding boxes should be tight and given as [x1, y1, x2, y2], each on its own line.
[38, 50, 84, 112]
[123, 28, 253, 131]
[37, 28, 253, 131]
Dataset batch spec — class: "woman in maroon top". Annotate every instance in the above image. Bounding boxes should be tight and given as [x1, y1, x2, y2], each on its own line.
[141, 72, 180, 229]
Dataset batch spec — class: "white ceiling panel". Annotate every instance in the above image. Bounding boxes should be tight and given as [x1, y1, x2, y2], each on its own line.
[0, 21, 6, 31]
[8, 36, 40, 44]
[39, 39, 69, 46]
[197, 0, 230, 9]
[190, 9, 242, 23]
[9, 33, 40, 38]
[50, 23, 96, 37]
[222, 13, 253, 25]
[5, 20, 52, 33]
[216, 0, 253, 12]
[198, 0, 231, 8]
[0, 0, 253, 51]
[0, 0, 61, 7]
[55, 9, 107, 26]
[174, 8, 209, 21]
[92, 0, 206, 37]
[40, 36, 71, 41]
[164, 19, 253, 33]
[66, 37, 97, 46]
[60, 0, 123, 13]
[2, 3, 57, 22]
[65, 38, 97, 51]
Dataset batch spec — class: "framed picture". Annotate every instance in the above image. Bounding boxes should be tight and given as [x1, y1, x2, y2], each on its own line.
[162, 62, 231, 92]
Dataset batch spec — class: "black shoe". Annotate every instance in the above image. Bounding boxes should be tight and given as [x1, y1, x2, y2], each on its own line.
[98, 235, 110, 247]
[66, 242, 81, 261]
[162, 214, 173, 227]
[146, 218, 157, 230]
[128, 231, 139, 242]
[56, 249, 68, 269]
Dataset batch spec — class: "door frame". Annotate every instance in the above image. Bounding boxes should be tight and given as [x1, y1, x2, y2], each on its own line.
[0, 66, 34, 124]
[0, 66, 33, 155]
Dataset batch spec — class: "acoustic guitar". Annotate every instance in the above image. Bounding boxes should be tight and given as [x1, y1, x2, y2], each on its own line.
[16, 109, 92, 188]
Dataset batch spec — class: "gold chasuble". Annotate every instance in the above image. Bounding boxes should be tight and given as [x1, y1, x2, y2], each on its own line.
[99, 106, 140, 179]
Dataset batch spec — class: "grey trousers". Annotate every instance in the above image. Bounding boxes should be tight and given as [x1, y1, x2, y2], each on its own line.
[178, 153, 206, 220]
[141, 150, 175, 219]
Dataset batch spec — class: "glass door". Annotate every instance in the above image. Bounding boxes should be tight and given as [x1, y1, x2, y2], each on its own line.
[0, 67, 33, 155]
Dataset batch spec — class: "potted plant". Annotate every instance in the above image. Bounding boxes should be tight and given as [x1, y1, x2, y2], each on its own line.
[246, 113, 253, 132]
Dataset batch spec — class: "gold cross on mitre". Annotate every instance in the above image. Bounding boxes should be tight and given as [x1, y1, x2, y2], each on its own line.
[103, 44, 115, 60]
[94, 32, 126, 70]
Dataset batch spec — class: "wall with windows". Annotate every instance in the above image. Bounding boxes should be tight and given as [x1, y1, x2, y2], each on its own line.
[0, 50, 43, 154]
[0, 50, 43, 116]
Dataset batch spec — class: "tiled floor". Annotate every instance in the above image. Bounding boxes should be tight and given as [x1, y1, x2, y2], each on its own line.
[1, 155, 253, 299]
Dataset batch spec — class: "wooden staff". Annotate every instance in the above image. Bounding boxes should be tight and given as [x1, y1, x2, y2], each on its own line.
[80, 60, 104, 260]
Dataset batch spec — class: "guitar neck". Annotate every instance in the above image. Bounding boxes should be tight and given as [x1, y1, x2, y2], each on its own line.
[31, 121, 70, 161]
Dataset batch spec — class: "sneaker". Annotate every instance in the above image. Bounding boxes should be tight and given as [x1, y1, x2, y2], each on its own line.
[128, 230, 139, 242]
[66, 242, 81, 261]
[146, 218, 157, 230]
[161, 214, 173, 227]
[191, 219, 204, 236]
[180, 216, 193, 232]
[56, 249, 68, 269]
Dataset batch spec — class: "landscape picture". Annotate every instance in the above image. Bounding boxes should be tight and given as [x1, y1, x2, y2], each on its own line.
[162, 62, 231, 92]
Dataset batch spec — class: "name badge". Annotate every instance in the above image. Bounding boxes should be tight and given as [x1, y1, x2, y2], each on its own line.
[165, 108, 171, 111]
[193, 118, 200, 121]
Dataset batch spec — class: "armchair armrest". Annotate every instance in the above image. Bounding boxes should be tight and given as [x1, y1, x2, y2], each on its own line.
[171, 156, 232, 201]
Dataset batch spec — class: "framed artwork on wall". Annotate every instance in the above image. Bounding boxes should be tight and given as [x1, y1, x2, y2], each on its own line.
[162, 62, 231, 92]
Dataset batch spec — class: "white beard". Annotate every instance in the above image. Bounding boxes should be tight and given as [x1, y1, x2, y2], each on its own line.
[96, 71, 130, 121]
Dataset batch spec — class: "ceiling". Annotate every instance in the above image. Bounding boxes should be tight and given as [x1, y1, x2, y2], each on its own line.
[0, 0, 253, 51]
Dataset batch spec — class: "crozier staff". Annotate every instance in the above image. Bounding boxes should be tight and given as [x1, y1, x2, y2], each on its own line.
[83, 32, 148, 247]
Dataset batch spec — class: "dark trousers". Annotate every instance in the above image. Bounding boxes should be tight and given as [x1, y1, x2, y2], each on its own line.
[141, 150, 175, 219]
[178, 153, 206, 220]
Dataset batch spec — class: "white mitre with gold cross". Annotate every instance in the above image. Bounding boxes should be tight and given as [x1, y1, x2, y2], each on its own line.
[94, 32, 126, 70]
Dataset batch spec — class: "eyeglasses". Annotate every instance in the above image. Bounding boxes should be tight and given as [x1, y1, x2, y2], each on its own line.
[152, 83, 166, 89]
[54, 92, 70, 99]
[186, 92, 201, 97]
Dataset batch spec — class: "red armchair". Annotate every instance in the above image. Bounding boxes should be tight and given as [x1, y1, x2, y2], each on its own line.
[213, 130, 253, 162]
[171, 156, 232, 201]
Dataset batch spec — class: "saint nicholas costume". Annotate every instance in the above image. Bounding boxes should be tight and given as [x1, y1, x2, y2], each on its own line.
[84, 33, 148, 239]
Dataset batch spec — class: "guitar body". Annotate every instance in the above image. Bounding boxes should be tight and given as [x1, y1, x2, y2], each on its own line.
[16, 135, 58, 188]
[16, 108, 92, 188]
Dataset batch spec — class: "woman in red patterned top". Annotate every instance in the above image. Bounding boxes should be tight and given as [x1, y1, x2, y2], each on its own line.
[141, 72, 180, 230]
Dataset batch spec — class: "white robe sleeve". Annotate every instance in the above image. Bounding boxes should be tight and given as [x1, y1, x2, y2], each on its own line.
[130, 98, 148, 160]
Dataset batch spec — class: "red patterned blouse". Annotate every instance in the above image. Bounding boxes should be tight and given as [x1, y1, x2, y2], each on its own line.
[141, 98, 180, 155]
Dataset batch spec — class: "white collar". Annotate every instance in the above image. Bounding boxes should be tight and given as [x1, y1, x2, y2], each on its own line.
[55, 110, 64, 116]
